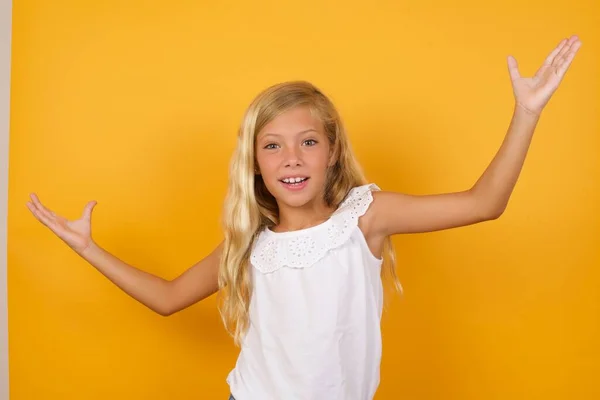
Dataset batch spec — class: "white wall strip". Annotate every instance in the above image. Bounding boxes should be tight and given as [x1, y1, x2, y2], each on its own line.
[0, 0, 12, 398]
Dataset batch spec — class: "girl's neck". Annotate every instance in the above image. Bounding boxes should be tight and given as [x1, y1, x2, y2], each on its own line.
[273, 202, 336, 233]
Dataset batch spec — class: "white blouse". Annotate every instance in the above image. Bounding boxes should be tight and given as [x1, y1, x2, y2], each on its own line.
[226, 183, 393, 400]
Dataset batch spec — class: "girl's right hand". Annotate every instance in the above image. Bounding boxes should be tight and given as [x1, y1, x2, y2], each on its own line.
[26, 193, 97, 255]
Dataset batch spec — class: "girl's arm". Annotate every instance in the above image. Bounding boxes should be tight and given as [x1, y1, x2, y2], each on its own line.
[366, 35, 581, 237]
[26, 193, 221, 316]
[79, 241, 222, 316]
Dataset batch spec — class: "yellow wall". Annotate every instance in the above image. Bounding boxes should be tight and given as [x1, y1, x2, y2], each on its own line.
[8, 0, 599, 398]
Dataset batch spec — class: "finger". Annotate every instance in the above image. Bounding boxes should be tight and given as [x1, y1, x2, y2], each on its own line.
[26, 201, 55, 228]
[553, 35, 579, 67]
[29, 193, 55, 220]
[556, 40, 582, 77]
[543, 38, 568, 66]
[507, 55, 520, 81]
[82, 201, 97, 221]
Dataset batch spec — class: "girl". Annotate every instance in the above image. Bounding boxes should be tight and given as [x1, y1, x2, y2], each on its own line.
[27, 35, 581, 399]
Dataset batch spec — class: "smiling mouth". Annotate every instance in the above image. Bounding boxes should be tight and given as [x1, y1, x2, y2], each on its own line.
[279, 177, 309, 184]
[279, 177, 310, 189]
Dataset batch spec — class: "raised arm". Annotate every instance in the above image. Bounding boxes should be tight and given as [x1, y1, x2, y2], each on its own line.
[79, 240, 222, 316]
[365, 35, 582, 237]
[26, 193, 221, 316]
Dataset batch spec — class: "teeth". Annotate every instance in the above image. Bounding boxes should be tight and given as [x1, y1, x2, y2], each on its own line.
[283, 177, 307, 183]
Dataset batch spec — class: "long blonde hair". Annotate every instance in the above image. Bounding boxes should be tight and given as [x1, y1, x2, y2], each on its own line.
[218, 80, 401, 346]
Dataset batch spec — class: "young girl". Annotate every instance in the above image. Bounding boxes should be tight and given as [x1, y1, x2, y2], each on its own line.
[27, 35, 581, 399]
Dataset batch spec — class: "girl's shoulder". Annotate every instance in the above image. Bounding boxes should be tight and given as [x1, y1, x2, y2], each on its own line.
[335, 183, 380, 216]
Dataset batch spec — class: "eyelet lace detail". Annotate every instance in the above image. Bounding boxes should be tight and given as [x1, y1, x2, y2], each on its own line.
[251, 183, 380, 274]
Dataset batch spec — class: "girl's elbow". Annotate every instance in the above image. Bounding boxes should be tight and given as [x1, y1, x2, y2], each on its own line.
[157, 307, 174, 317]
[155, 293, 178, 317]
[487, 206, 506, 220]
[157, 298, 181, 316]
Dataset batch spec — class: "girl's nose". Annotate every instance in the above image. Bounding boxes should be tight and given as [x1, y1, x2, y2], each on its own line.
[283, 147, 302, 166]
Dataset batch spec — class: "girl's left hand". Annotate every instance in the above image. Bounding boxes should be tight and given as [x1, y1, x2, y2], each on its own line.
[508, 35, 582, 116]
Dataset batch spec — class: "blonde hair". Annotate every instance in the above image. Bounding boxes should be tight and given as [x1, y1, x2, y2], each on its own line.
[217, 80, 401, 346]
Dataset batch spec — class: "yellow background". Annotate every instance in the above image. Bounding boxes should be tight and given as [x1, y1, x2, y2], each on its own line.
[8, 0, 599, 398]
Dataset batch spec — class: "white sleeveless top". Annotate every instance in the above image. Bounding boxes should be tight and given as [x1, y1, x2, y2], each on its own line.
[226, 183, 389, 400]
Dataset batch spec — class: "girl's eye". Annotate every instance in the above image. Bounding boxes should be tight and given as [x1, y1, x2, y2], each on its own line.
[264, 140, 316, 149]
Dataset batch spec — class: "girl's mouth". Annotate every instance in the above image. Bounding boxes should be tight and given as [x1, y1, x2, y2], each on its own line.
[279, 177, 309, 191]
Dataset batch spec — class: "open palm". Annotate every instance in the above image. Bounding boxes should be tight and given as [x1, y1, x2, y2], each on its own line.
[27, 193, 97, 254]
[508, 35, 582, 115]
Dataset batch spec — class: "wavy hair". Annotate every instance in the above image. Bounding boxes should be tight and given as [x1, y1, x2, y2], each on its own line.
[217, 81, 401, 345]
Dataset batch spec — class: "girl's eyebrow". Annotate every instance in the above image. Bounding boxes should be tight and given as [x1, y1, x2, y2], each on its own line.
[260, 129, 318, 139]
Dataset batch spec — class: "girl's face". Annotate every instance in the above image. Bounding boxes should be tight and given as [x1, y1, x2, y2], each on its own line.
[255, 106, 334, 208]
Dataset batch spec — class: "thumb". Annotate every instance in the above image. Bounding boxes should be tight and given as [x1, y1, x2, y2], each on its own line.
[507, 55, 521, 81]
[82, 201, 97, 221]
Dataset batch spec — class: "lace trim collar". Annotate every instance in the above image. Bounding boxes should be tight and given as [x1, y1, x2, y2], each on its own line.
[250, 183, 380, 273]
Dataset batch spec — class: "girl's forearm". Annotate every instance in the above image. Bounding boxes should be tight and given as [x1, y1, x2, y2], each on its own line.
[80, 242, 173, 316]
[471, 103, 541, 217]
